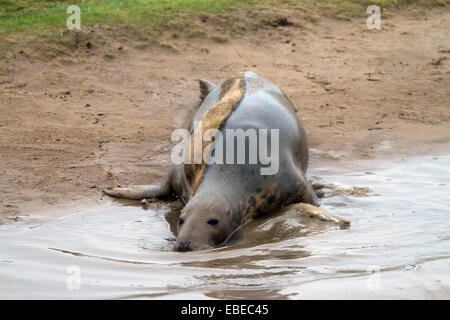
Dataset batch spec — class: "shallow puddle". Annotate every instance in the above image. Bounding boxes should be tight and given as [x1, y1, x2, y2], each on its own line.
[0, 155, 449, 299]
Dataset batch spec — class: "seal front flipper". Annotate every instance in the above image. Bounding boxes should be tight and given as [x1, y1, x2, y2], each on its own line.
[291, 203, 351, 229]
[104, 183, 172, 200]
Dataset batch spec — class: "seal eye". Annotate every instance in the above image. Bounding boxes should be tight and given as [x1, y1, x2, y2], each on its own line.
[178, 218, 184, 226]
[207, 218, 219, 227]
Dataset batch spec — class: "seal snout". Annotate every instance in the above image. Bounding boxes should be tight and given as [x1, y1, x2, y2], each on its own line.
[175, 239, 191, 252]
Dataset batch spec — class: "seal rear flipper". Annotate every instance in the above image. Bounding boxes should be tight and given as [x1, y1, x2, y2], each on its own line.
[291, 203, 351, 229]
[103, 184, 172, 200]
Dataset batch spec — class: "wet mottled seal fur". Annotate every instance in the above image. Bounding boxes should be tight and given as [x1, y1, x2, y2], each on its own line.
[105, 72, 349, 251]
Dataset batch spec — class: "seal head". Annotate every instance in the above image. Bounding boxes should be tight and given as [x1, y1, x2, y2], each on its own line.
[174, 193, 236, 251]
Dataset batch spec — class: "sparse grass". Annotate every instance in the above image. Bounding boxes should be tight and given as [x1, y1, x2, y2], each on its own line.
[304, 0, 449, 19]
[135, 42, 148, 50]
[160, 42, 177, 52]
[0, 39, 14, 59]
[103, 50, 115, 59]
[137, 33, 149, 41]
[0, 0, 244, 33]
[0, 0, 448, 60]
[211, 35, 229, 43]
[186, 30, 207, 39]
[1, 0, 448, 33]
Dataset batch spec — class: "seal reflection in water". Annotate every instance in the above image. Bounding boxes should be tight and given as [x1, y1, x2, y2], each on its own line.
[104, 72, 350, 251]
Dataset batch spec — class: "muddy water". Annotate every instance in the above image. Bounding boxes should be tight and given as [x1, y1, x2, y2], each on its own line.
[1, 155, 449, 299]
